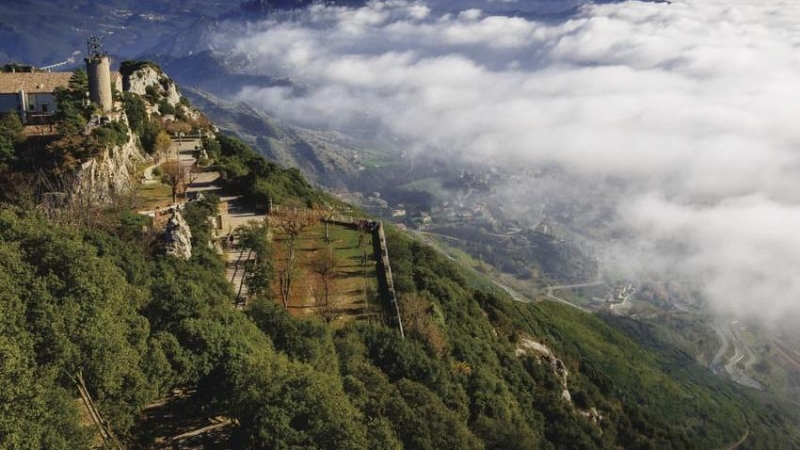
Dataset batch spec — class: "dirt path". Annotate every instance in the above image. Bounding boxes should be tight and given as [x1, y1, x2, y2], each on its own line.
[724, 428, 749, 450]
[226, 242, 252, 307]
[141, 162, 161, 184]
[544, 288, 592, 313]
[541, 276, 604, 313]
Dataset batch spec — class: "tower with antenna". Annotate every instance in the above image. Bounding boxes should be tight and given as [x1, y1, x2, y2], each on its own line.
[84, 36, 112, 112]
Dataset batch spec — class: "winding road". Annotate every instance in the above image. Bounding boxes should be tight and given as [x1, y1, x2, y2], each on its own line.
[543, 280, 603, 313]
[711, 320, 764, 390]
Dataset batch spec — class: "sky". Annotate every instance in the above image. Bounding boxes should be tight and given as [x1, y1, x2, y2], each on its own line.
[216, 0, 800, 326]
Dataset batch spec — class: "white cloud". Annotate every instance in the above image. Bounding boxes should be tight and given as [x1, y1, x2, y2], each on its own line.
[218, 0, 800, 325]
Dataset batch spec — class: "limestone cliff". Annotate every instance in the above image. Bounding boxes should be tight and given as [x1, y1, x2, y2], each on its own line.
[163, 209, 193, 260]
[73, 114, 147, 205]
[124, 65, 182, 107]
[122, 65, 201, 121]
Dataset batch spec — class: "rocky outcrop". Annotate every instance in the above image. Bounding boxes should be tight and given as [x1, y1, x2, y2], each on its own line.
[125, 65, 182, 107]
[515, 335, 604, 424]
[74, 114, 147, 205]
[163, 209, 192, 260]
[516, 336, 571, 403]
[124, 65, 202, 121]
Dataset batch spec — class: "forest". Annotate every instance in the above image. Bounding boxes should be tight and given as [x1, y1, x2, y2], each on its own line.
[0, 65, 799, 449]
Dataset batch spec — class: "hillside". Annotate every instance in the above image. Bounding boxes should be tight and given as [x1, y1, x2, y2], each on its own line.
[1, 64, 799, 449]
[181, 86, 369, 189]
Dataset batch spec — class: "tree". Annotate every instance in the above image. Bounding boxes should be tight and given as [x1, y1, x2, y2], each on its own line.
[45, 134, 105, 171]
[311, 246, 339, 323]
[238, 221, 274, 298]
[138, 120, 163, 154]
[122, 92, 147, 135]
[160, 160, 187, 204]
[398, 293, 446, 357]
[274, 206, 317, 309]
[67, 69, 88, 93]
[153, 130, 172, 156]
[53, 71, 92, 135]
[0, 112, 24, 164]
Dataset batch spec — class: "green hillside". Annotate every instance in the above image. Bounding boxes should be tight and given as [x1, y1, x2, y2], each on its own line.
[1, 203, 799, 449]
[0, 66, 798, 449]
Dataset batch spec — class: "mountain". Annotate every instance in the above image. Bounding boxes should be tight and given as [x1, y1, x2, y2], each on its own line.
[183, 85, 366, 188]
[3, 1, 800, 446]
[236, 0, 368, 15]
[1, 62, 799, 448]
[0, 0, 618, 65]
[0, 0, 233, 65]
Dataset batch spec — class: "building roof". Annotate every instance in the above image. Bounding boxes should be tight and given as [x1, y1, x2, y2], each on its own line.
[0, 72, 73, 94]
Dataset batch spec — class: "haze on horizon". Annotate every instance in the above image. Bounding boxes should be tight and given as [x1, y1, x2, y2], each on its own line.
[208, 0, 800, 327]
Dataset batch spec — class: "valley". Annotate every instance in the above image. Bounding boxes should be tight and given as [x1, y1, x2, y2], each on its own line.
[2, 0, 800, 447]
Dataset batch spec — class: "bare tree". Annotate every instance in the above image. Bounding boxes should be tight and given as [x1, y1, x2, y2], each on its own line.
[160, 160, 188, 204]
[275, 206, 317, 309]
[37, 169, 102, 228]
[311, 246, 338, 322]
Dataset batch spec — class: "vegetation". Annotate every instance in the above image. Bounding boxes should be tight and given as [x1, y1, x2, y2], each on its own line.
[238, 221, 274, 298]
[119, 60, 162, 79]
[92, 120, 129, 148]
[1, 63, 36, 73]
[1, 63, 798, 449]
[0, 112, 24, 165]
[0, 192, 796, 448]
[210, 134, 324, 207]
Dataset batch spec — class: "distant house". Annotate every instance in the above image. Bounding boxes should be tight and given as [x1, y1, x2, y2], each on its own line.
[0, 72, 72, 124]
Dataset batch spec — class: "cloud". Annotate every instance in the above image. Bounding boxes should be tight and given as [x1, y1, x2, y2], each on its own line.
[218, 0, 800, 325]
[625, 194, 800, 325]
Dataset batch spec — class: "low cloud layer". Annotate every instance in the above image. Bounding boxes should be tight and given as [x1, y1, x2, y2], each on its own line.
[218, 0, 800, 326]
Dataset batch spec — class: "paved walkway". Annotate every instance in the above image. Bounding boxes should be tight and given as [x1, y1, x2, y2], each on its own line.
[223, 195, 266, 231]
[141, 143, 198, 185]
[185, 171, 222, 197]
[142, 162, 161, 184]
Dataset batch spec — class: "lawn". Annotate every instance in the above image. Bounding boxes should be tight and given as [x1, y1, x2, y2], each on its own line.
[134, 182, 173, 210]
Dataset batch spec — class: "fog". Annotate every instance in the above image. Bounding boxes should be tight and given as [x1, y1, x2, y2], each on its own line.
[216, 0, 800, 326]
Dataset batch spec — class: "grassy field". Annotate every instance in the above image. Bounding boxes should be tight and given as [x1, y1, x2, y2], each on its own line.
[269, 222, 380, 324]
[134, 182, 173, 210]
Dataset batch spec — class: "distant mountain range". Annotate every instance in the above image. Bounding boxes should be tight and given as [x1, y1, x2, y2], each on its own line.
[0, 0, 630, 66]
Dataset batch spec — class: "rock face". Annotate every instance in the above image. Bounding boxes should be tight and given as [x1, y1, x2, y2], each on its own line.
[124, 65, 202, 121]
[163, 209, 193, 260]
[124, 66, 182, 107]
[516, 337, 571, 403]
[74, 114, 147, 205]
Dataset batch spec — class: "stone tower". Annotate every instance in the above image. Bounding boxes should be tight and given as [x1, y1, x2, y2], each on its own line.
[84, 36, 112, 112]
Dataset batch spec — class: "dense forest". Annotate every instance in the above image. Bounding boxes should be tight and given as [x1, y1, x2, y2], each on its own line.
[0, 65, 799, 449]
